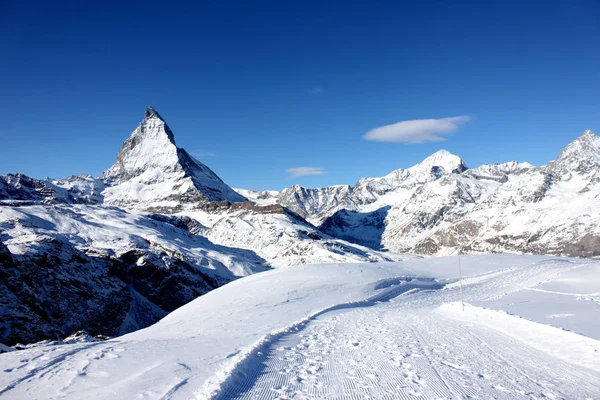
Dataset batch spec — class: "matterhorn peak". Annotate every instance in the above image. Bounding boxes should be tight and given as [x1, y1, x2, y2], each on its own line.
[101, 108, 178, 181]
[144, 106, 163, 120]
[100, 108, 246, 210]
[139, 106, 175, 144]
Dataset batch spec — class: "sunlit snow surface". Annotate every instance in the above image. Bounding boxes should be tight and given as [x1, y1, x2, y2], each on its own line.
[1, 255, 599, 399]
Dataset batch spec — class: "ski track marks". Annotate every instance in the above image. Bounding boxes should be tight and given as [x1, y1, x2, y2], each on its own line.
[206, 261, 600, 400]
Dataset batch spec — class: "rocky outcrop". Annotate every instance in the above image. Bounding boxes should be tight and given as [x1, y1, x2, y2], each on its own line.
[0, 174, 59, 204]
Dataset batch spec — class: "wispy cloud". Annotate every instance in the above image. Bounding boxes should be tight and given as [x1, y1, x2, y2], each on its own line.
[286, 167, 326, 178]
[191, 151, 217, 158]
[363, 116, 471, 143]
[310, 87, 325, 95]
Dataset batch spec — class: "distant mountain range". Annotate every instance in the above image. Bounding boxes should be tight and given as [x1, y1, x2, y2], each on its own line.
[1, 106, 598, 345]
[277, 130, 600, 259]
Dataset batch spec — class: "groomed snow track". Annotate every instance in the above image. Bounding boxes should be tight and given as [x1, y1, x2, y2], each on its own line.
[204, 260, 600, 400]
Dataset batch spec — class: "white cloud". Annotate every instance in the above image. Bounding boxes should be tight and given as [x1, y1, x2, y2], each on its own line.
[310, 87, 325, 95]
[285, 167, 326, 178]
[363, 116, 471, 143]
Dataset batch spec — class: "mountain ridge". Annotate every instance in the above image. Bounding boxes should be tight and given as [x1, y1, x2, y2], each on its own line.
[280, 129, 600, 258]
[0, 107, 597, 346]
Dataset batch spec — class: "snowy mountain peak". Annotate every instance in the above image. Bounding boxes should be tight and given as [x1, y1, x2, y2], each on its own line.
[101, 108, 178, 181]
[416, 149, 468, 174]
[561, 129, 599, 154]
[581, 129, 596, 138]
[144, 106, 163, 120]
[100, 108, 245, 209]
[548, 129, 600, 177]
[427, 149, 454, 158]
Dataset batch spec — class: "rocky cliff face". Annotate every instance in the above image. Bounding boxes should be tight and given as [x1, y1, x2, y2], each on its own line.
[0, 174, 61, 204]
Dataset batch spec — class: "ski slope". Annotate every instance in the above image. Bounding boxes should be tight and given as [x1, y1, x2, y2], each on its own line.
[0, 255, 599, 399]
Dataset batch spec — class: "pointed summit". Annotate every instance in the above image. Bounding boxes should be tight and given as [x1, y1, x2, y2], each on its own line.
[556, 129, 599, 160]
[548, 129, 600, 177]
[144, 106, 163, 120]
[100, 108, 246, 210]
[581, 129, 595, 137]
[102, 108, 177, 181]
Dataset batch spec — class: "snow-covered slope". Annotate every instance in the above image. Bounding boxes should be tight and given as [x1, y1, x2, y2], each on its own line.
[430, 131, 600, 257]
[278, 184, 355, 225]
[464, 161, 535, 182]
[202, 205, 404, 268]
[548, 129, 600, 177]
[101, 107, 246, 212]
[233, 188, 279, 205]
[1, 255, 598, 399]
[0, 203, 268, 345]
[0, 194, 399, 345]
[278, 130, 600, 258]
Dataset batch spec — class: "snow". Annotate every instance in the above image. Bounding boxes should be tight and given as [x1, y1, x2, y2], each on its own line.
[474, 263, 600, 339]
[274, 130, 600, 259]
[466, 161, 536, 181]
[4, 110, 600, 398]
[48, 175, 106, 204]
[203, 209, 407, 268]
[101, 108, 245, 209]
[1, 255, 598, 399]
[438, 302, 600, 371]
[102, 116, 181, 179]
[412, 149, 467, 175]
[278, 184, 355, 225]
[0, 204, 266, 280]
[233, 189, 280, 206]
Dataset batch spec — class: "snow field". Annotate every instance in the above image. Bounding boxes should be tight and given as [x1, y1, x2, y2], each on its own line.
[0, 255, 598, 400]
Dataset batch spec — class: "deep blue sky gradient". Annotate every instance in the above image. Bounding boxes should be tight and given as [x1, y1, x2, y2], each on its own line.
[1, 0, 599, 190]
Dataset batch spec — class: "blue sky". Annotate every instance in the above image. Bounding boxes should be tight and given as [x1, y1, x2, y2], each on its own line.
[1, 1, 599, 190]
